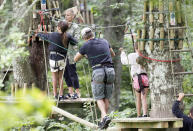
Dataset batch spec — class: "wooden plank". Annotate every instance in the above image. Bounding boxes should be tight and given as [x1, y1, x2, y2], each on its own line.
[173, 72, 193, 75]
[171, 49, 191, 52]
[116, 122, 169, 128]
[168, 120, 183, 128]
[107, 127, 138, 131]
[55, 98, 95, 104]
[174, 94, 193, 97]
[54, 98, 95, 108]
[112, 118, 183, 129]
[52, 106, 98, 129]
[113, 118, 183, 123]
[168, 27, 187, 30]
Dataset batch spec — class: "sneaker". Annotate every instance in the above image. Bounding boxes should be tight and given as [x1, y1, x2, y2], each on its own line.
[71, 93, 79, 99]
[101, 116, 111, 129]
[63, 93, 71, 99]
[54, 95, 58, 100]
[59, 95, 64, 101]
[143, 115, 148, 117]
[98, 121, 104, 129]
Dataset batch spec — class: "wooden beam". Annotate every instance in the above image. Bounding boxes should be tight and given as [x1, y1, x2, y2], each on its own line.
[171, 49, 191, 52]
[52, 106, 98, 129]
[112, 118, 183, 128]
[107, 127, 138, 131]
[174, 94, 193, 97]
[116, 122, 169, 128]
[173, 72, 193, 75]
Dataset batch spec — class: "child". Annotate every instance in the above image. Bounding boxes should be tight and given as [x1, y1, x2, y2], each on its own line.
[37, 21, 78, 100]
[120, 43, 149, 117]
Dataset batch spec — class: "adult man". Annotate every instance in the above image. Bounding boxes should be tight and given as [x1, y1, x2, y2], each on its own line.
[63, 8, 81, 99]
[172, 93, 193, 131]
[74, 27, 115, 129]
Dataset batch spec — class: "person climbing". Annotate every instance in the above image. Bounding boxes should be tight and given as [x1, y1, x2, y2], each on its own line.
[120, 42, 149, 117]
[63, 8, 81, 99]
[172, 93, 193, 131]
[36, 21, 78, 101]
[74, 27, 115, 129]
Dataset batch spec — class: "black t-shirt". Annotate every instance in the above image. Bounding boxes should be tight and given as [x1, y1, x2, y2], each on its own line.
[79, 38, 113, 67]
[37, 32, 77, 60]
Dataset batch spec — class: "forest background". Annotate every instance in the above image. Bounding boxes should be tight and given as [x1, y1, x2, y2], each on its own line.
[0, 0, 192, 130]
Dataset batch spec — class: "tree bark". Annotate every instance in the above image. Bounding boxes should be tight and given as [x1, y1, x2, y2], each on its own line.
[12, 0, 36, 87]
[12, 0, 48, 90]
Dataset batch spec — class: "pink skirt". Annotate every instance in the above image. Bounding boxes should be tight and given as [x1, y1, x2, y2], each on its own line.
[133, 75, 149, 91]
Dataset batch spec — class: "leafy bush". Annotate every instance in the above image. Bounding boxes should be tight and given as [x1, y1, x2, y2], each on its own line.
[0, 88, 54, 130]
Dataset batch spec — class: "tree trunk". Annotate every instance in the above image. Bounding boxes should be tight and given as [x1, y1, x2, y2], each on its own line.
[141, 0, 184, 118]
[12, 0, 36, 87]
[147, 50, 183, 118]
[102, 0, 127, 112]
[12, 0, 48, 90]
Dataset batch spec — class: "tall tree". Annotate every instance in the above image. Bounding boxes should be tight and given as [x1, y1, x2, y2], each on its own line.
[140, 0, 184, 117]
[11, 0, 48, 90]
[101, 0, 132, 111]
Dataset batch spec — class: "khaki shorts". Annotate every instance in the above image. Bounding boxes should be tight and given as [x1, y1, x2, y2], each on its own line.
[91, 67, 115, 100]
[49, 59, 66, 72]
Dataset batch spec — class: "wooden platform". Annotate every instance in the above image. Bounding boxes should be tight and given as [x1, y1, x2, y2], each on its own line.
[107, 117, 183, 131]
[0, 97, 95, 108]
[55, 98, 95, 108]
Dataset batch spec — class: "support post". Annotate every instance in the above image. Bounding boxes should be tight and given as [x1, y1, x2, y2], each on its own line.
[140, 28, 146, 51]
[159, 0, 164, 24]
[14, 83, 19, 97]
[11, 83, 15, 97]
[149, 27, 154, 51]
[23, 83, 27, 96]
[160, 27, 164, 50]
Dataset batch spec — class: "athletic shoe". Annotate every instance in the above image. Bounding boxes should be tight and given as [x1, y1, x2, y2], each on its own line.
[99, 116, 111, 129]
[63, 93, 71, 99]
[71, 93, 79, 99]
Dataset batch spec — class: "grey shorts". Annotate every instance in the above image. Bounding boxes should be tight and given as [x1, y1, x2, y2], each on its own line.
[91, 67, 115, 100]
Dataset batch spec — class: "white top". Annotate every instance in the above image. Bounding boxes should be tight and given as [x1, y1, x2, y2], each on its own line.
[120, 51, 146, 78]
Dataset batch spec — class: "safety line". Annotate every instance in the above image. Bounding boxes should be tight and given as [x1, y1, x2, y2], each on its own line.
[137, 50, 181, 63]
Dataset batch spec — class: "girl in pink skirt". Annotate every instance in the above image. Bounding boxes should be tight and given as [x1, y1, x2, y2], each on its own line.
[120, 43, 149, 117]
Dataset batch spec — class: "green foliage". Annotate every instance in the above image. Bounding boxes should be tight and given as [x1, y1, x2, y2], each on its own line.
[0, 88, 54, 130]
[0, 1, 29, 70]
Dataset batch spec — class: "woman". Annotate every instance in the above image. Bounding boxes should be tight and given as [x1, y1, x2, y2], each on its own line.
[63, 8, 81, 99]
[37, 21, 78, 100]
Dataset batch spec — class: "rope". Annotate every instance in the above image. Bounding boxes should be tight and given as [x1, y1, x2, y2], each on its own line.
[81, 60, 96, 125]
[48, 16, 126, 29]
[137, 50, 181, 63]
[42, 40, 50, 96]
[87, 62, 99, 125]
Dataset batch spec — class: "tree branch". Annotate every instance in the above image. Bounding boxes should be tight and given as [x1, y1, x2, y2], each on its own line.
[16, 0, 39, 25]
[0, 0, 7, 10]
